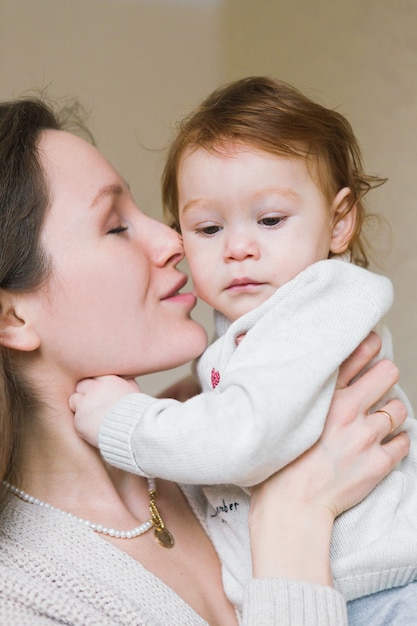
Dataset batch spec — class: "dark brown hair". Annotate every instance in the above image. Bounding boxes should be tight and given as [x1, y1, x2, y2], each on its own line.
[0, 97, 91, 489]
[162, 76, 386, 267]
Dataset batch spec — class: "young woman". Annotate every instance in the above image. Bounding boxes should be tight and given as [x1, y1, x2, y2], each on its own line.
[0, 97, 408, 625]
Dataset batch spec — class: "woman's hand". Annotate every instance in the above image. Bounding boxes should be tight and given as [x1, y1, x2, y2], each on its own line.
[249, 332, 410, 585]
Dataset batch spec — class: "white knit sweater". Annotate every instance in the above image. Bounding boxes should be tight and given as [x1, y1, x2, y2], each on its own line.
[99, 258, 417, 610]
[0, 485, 348, 625]
[100, 258, 396, 485]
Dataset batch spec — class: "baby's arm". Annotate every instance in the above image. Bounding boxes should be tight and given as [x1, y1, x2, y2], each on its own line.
[71, 367, 202, 446]
[70, 376, 140, 446]
[97, 260, 396, 486]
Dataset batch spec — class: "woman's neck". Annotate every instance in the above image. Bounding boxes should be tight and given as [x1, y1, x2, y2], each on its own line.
[18, 396, 150, 516]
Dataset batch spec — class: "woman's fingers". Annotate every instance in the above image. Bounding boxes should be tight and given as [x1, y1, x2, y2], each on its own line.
[337, 332, 382, 389]
[339, 359, 399, 416]
[370, 398, 407, 441]
[379, 431, 410, 471]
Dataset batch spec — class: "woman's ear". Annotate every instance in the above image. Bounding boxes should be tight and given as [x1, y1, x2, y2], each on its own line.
[329, 187, 357, 255]
[0, 290, 41, 351]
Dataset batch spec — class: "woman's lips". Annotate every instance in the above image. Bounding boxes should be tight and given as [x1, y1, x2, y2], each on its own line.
[161, 274, 188, 300]
[161, 274, 197, 308]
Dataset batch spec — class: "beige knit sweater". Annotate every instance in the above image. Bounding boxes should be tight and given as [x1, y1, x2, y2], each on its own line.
[0, 485, 347, 625]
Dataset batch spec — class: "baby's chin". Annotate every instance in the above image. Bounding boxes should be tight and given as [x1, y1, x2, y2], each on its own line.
[220, 295, 276, 323]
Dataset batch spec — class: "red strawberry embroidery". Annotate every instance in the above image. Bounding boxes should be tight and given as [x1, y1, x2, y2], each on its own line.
[211, 368, 220, 389]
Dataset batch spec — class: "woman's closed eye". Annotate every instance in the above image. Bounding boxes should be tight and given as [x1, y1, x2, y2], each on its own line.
[107, 225, 128, 235]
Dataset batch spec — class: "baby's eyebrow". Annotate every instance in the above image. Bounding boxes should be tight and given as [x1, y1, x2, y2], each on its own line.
[180, 186, 300, 216]
[253, 186, 300, 202]
[180, 197, 210, 214]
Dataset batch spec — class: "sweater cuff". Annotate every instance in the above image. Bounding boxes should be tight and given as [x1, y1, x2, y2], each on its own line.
[99, 393, 157, 475]
[242, 578, 347, 626]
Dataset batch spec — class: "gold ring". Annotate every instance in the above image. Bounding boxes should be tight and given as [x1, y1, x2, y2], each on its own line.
[375, 409, 394, 435]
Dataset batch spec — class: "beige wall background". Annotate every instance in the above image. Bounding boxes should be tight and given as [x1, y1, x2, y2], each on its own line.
[0, 0, 415, 408]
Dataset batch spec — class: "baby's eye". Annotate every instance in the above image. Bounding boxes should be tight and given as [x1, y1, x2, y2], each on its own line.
[197, 225, 222, 236]
[107, 225, 128, 235]
[258, 216, 283, 227]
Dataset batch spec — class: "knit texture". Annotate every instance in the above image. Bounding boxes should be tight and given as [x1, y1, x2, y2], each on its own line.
[99, 257, 417, 611]
[0, 487, 348, 625]
[100, 258, 395, 485]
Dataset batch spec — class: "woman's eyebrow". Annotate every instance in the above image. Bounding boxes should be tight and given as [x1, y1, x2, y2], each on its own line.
[89, 183, 127, 209]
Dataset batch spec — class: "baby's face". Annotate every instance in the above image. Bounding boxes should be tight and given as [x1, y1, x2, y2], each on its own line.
[178, 145, 337, 322]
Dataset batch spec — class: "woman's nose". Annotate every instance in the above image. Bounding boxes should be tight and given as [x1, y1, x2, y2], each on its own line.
[143, 215, 184, 267]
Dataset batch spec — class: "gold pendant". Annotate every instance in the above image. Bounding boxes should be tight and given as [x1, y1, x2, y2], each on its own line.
[154, 526, 175, 548]
[149, 490, 175, 549]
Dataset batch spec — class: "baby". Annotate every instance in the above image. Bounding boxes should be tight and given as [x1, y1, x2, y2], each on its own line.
[71, 77, 417, 615]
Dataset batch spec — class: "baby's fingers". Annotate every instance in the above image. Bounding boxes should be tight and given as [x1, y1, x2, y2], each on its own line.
[68, 392, 79, 413]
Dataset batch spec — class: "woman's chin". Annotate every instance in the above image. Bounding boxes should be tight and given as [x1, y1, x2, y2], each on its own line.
[187, 324, 209, 357]
[156, 329, 208, 373]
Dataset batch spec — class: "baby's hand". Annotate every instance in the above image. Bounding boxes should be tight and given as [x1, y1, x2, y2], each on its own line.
[69, 375, 140, 447]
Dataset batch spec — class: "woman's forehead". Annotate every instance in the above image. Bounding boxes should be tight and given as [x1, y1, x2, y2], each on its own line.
[39, 130, 122, 197]
[39, 129, 98, 170]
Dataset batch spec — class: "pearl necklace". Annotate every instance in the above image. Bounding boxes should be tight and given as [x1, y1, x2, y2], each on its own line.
[2, 478, 174, 548]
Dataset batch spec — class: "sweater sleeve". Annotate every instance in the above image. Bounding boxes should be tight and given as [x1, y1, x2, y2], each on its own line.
[99, 259, 393, 486]
[241, 578, 348, 626]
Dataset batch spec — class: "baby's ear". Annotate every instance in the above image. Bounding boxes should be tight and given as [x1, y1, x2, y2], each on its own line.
[329, 187, 357, 255]
[0, 290, 40, 351]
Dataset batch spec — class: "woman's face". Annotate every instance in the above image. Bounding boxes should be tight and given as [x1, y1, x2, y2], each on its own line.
[31, 130, 207, 381]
